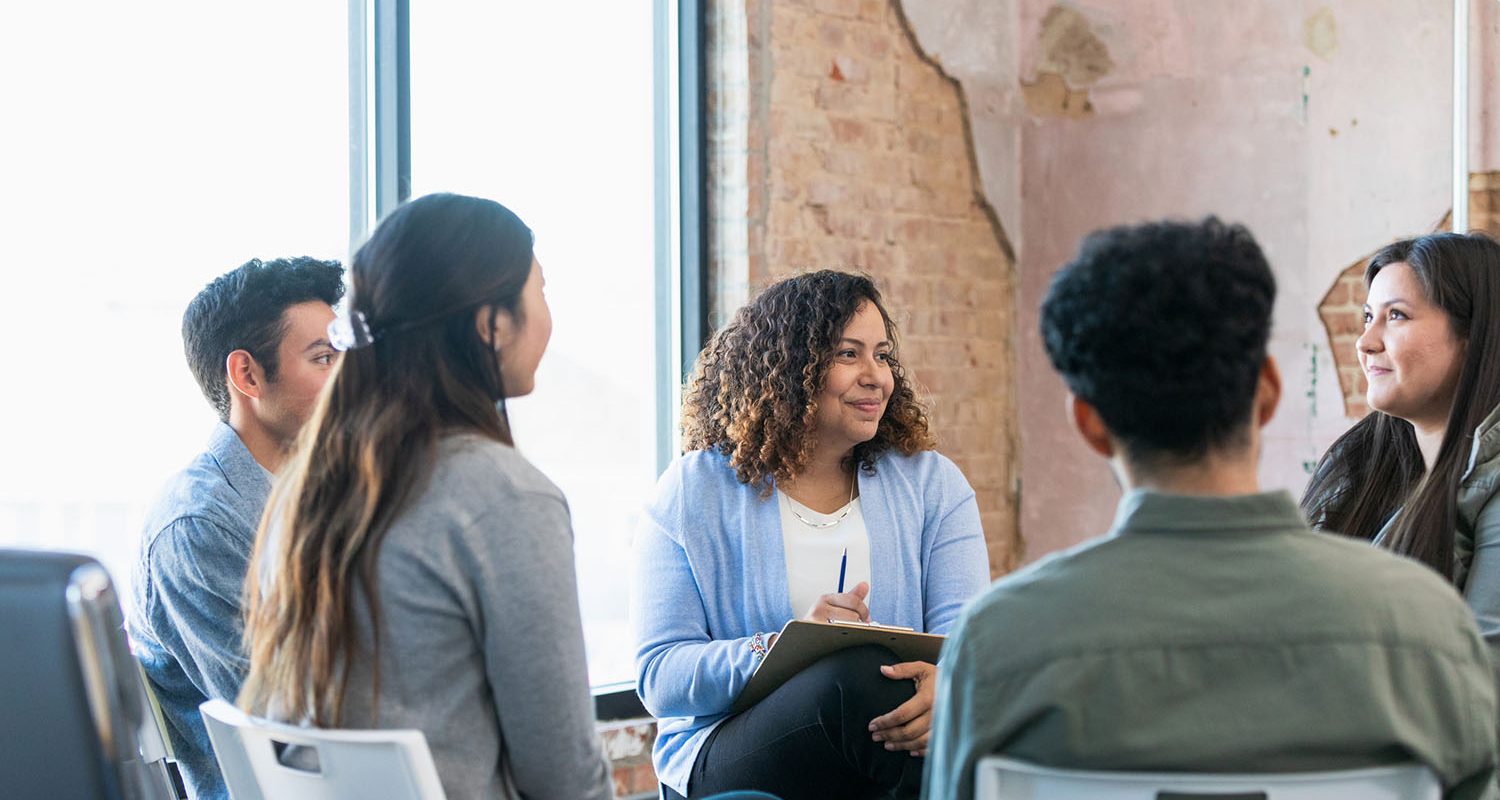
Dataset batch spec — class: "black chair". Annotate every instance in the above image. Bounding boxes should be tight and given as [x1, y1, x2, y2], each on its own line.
[0, 548, 178, 800]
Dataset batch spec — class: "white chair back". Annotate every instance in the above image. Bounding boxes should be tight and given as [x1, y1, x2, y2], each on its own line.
[199, 699, 447, 800]
[132, 661, 181, 795]
[975, 757, 1441, 800]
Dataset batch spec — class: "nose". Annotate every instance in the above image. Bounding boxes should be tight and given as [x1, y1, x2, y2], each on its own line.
[1356, 319, 1381, 355]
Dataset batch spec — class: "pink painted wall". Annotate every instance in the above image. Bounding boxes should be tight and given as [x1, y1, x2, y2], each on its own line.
[903, 0, 1500, 562]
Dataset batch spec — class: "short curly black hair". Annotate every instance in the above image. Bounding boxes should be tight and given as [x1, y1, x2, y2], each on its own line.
[182, 257, 345, 421]
[1040, 217, 1276, 463]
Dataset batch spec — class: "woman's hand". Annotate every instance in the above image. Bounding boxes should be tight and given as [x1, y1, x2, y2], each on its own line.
[867, 661, 937, 757]
[803, 581, 870, 623]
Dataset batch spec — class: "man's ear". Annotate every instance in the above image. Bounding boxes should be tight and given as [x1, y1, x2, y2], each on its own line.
[1068, 393, 1115, 458]
[475, 305, 518, 350]
[226, 350, 264, 402]
[1255, 355, 1282, 428]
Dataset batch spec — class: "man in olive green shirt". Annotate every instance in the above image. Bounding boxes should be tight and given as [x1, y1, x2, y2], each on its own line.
[924, 218, 1498, 800]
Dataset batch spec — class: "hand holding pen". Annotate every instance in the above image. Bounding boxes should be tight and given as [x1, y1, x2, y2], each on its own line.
[802, 548, 869, 623]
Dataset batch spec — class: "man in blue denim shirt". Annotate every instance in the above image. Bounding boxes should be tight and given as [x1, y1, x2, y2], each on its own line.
[129, 257, 343, 799]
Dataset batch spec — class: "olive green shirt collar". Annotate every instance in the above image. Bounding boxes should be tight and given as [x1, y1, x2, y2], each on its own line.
[1109, 488, 1306, 536]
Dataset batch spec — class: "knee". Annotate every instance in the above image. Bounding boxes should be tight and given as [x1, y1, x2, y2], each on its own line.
[816, 643, 899, 676]
[802, 644, 914, 718]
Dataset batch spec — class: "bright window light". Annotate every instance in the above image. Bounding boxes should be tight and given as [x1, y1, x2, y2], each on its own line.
[409, 1, 662, 687]
[0, 0, 670, 690]
[0, 0, 349, 596]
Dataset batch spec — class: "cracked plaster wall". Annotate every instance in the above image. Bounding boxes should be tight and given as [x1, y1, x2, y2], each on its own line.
[712, 0, 1023, 573]
[902, 0, 1500, 561]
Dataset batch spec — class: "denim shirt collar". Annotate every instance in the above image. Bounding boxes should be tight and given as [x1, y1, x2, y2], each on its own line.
[1109, 488, 1306, 537]
[205, 422, 273, 523]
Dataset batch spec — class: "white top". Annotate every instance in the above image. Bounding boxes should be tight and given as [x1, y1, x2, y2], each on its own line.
[779, 492, 872, 619]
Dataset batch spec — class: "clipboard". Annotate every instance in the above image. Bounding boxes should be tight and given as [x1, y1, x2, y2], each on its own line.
[731, 619, 946, 713]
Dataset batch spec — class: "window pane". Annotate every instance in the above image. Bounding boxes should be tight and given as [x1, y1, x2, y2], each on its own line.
[0, 2, 349, 598]
[409, 2, 661, 686]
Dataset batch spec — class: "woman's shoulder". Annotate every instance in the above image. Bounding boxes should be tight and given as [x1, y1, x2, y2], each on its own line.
[651, 448, 754, 507]
[1459, 404, 1500, 525]
[385, 436, 573, 578]
[1462, 404, 1500, 484]
[661, 447, 742, 488]
[433, 432, 564, 504]
[870, 448, 969, 489]
[674, 446, 733, 473]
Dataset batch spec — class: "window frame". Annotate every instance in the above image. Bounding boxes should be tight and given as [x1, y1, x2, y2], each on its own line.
[350, 0, 708, 702]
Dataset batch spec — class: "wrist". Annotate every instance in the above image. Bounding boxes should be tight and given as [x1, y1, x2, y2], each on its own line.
[747, 631, 773, 661]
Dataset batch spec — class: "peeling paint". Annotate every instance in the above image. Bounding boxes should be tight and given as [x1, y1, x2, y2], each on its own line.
[1035, 5, 1113, 87]
[1300, 65, 1311, 123]
[1302, 341, 1320, 475]
[1021, 71, 1094, 117]
[1023, 5, 1110, 119]
[898, 0, 1500, 565]
[1304, 7, 1338, 61]
[1305, 341, 1319, 417]
[1089, 84, 1145, 115]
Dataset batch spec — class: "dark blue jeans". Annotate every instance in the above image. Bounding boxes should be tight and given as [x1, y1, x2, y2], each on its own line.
[663, 645, 922, 800]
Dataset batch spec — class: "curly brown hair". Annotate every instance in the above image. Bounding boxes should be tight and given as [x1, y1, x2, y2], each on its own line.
[682, 270, 935, 492]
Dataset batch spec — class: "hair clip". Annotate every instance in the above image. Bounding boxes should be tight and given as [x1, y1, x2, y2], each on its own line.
[328, 309, 376, 351]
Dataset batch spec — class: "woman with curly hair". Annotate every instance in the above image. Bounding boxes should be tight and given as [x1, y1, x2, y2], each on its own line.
[633, 270, 989, 799]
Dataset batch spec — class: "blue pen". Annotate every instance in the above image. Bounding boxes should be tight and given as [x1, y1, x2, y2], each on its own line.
[837, 547, 848, 594]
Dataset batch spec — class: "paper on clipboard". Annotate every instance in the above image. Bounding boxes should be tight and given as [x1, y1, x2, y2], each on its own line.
[730, 619, 946, 713]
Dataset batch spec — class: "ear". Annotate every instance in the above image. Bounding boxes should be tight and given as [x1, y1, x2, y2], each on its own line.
[1067, 393, 1115, 458]
[225, 350, 265, 402]
[475, 305, 519, 350]
[1254, 355, 1282, 428]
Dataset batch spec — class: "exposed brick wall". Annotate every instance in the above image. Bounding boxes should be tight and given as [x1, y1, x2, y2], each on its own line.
[1317, 262, 1372, 419]
[614, 2, 1019, 790]
[1317, 172, 1500, 419]
[601, 720, 658, 798]
[739, 0, 1021, 573]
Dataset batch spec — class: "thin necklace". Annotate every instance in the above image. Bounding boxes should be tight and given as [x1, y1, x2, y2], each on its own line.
[788, 473, 857, 529]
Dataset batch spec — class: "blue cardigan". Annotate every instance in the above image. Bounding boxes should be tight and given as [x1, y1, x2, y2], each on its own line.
[631, 447, 991, 794]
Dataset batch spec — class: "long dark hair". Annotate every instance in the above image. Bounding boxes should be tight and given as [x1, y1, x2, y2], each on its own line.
[240, 193, 534, 725]
[1302, 232, 1500, 579]
[681, 270, 934, 493]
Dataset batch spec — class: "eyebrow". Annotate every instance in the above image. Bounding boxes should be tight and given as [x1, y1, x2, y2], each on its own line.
[1362, 298, 1410, 310]
[303, 338, 333, 353]
[839, 337, 892, 348]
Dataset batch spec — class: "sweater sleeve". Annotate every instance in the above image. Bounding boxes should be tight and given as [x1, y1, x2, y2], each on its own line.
[921, 458, 992, 635]
[470, 492, 613, 800]
[631, 499, 767, 719]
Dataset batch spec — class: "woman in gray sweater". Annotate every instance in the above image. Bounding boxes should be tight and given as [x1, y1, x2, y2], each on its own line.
[239, 193, 613, 800]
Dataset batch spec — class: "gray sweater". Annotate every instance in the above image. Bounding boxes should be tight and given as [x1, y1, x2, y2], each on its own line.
[274, 433, 613, 800]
